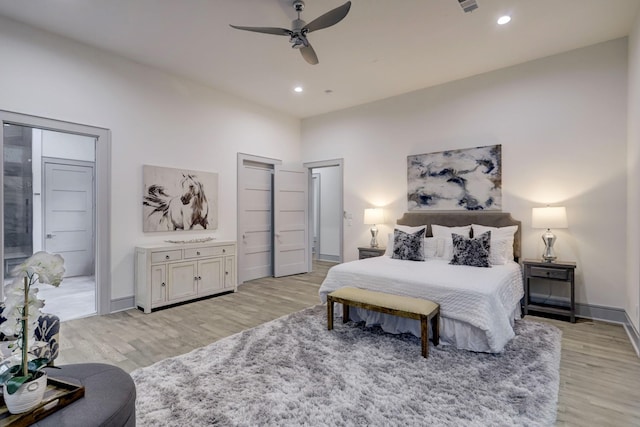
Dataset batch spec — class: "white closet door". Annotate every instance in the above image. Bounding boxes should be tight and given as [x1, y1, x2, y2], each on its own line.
[238, 160, 273, 283]
[44, 161, 94, 277]
[274, 165, 309, 277]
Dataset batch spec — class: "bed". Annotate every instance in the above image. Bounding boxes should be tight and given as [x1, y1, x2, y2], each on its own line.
[319, 211, 524, 353]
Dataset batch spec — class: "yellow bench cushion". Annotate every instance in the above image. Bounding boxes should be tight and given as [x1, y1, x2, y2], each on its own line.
[329, 287, 438, 316]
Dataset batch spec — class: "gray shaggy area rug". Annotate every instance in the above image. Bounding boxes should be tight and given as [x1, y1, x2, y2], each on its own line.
[132, 305, 561, 427]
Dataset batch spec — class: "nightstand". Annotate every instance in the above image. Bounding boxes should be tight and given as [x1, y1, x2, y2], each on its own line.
[522, 259, 576, 323]
[358, 247, 386, 259]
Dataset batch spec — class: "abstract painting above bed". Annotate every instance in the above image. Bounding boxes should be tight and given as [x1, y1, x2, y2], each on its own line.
[407, 144, 502, 211]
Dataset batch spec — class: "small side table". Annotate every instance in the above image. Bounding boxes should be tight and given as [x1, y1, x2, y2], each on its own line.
[522, 259, 576, 323]
[358, 247, 386, 260]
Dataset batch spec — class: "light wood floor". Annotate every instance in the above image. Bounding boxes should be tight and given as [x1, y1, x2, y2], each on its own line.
[56, 261, 640, 426]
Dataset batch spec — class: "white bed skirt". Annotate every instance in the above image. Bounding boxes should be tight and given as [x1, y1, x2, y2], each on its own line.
[330, 303, 522, 353]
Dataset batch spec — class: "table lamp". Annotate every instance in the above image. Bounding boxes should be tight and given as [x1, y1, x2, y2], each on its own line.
[531, 206, 568, 262]
[363, 208, 384, 248]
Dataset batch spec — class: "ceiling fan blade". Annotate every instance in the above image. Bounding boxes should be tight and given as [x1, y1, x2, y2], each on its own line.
[300, 45, 319, 65]
[304, 1, 351, 33]
[229, 25, 291, 36]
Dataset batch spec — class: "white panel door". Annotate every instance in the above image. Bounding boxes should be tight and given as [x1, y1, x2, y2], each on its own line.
[238, 160, 273, 283]
[274, 165, 309, 277]
[44, 161, 94, 277]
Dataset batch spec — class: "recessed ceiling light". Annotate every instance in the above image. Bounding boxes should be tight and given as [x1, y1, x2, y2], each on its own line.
[497, 15, 511, 25]
[294, 86, 303, 93]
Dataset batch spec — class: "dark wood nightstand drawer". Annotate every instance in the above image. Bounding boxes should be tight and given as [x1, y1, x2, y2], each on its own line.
[358, 247, 386, 260]
[530, 266, 569, 280]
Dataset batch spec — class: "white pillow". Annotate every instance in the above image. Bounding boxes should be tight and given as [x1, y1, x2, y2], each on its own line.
[471, 224, 518, 262]
[424, 237, 439, 259]
[385, 233, 393, 256]
[487, 238, 510, 265]
[431, 225, 472, 261]
[395, 224, 427, 234]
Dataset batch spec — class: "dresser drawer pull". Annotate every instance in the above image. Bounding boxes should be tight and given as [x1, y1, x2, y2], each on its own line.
[165, 255, 170, 260]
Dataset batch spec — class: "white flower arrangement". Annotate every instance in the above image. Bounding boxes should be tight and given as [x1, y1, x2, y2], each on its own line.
[0, 252, 64, 394]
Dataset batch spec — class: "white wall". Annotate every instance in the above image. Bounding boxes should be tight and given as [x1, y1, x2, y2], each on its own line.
[302, 39, 628, 312]
[0, 16, 300, 301]
[628, 12, 640, 332]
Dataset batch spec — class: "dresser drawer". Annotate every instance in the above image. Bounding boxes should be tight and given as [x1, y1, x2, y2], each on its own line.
[151, 250, 183, 263]
[529, 266, 568, 280]
[184, 245, 234, 259]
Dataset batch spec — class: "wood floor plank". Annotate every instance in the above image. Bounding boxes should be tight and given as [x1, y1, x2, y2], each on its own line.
[54, 261, 640, 426]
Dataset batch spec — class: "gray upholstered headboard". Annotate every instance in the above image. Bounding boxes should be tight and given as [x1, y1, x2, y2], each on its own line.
[396, 211, 522, 261]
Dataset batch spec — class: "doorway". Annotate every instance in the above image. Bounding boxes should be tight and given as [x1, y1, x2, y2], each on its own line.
[0, 111, 111, 320]
[305, 159, 344, 266]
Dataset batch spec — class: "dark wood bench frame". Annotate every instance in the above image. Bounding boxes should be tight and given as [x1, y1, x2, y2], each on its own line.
[327, 291, 440, 358]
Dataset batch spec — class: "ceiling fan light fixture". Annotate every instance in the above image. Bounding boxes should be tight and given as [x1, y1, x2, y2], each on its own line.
[229, 1, 351, 65]
[290, 35, 308, 49]
[497, 15, 511, 25]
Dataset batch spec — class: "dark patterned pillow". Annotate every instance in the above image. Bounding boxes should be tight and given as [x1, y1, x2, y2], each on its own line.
[450, 231, 491, 267]
[392, 228, 426, 261]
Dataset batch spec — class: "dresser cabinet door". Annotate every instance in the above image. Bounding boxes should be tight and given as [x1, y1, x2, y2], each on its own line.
[224, 255, 236, 290]
[167, 261, 198, 301]
[197, 258, 224, 294]
[150, 264, 167, 306]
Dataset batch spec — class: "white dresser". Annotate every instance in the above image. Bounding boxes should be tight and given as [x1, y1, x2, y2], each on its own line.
[135, 240, 237, 313]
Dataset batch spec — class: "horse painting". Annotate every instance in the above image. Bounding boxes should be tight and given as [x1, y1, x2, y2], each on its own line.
[142, 166, 218, 232]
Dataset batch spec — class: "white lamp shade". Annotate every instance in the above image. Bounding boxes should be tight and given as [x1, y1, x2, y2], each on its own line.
[364, 208, 384, 225]
[531, 206, 568, 229]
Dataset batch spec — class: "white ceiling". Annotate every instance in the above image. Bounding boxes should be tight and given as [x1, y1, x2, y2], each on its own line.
[0, 0, 638, 118]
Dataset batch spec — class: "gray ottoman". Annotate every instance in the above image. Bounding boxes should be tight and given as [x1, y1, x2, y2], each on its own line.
[34, 363, 136, 427]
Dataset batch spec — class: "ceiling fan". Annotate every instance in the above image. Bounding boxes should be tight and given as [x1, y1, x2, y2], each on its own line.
[230, 1, 352, 65]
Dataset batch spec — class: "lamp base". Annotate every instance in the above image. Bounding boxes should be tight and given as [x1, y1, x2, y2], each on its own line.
[541, 229, 557, 262]
[369, 226, 379, 248]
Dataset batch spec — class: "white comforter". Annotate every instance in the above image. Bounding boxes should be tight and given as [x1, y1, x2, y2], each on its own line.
[319, 257, 524, 353]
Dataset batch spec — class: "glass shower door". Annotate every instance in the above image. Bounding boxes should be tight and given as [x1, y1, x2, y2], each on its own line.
[3, 124, 33, 281]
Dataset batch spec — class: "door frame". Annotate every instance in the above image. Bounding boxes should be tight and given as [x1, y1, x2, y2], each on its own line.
[0, 110, 111, 315]
[303, 159, 344, 270]
[311, 172, 321, 260]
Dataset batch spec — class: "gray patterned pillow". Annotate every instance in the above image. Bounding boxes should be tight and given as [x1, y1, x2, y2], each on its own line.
[450, 231, 491, 267]
[392, 228, 426, 261]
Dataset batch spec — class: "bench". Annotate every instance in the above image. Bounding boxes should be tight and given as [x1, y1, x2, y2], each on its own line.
[327, 287, 440, 358]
